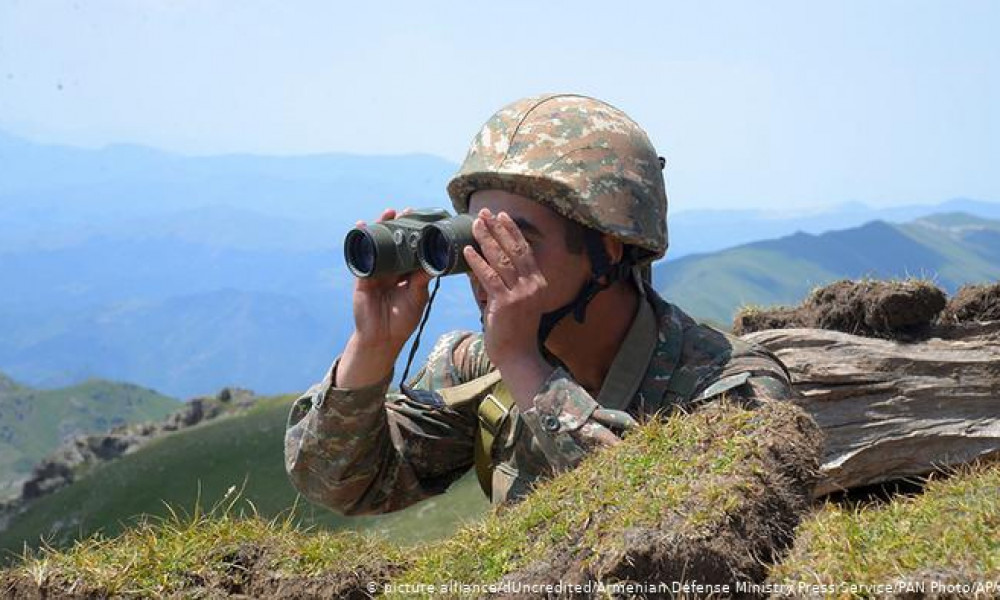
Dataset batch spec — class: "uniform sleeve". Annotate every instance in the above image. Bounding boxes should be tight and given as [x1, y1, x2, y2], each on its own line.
[283, 331, 481, 516]
[518, 367, 638, 473]
[516, 342, 798, 473]
[738, 373, 799, 405]
[688, 343, 800, 410]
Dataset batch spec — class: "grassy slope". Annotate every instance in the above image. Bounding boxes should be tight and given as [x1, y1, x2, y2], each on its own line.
[0, 376, 177, 497]
[1, 399, 819, 597]
[772, 462, 1000, 589]
[656, 213, 1000, 325]
[0, 394, 488, 563]
[6, 430, 995, 597]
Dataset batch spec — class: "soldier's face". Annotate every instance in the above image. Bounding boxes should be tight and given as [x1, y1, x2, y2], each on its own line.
[467, 190, 592, 319]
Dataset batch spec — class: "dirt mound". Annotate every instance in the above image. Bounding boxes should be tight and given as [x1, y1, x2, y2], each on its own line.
[508, 402, 821, 592]
[391, 398, 822, 596]
[733, 306, 805, 334]
[734, 279, 948, 340]
[938, 282, 1000, 324]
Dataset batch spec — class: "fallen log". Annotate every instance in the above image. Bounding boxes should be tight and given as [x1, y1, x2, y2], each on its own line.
[745, 321, 1000, 496]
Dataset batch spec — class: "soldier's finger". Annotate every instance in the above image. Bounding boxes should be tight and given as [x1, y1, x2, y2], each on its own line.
[405, 267, 433, 290]
[377, 208, 397, 223]
[472, 210, 518, 288]
[591, 408, 639, 432]
[579, 420, 623, 448]
[493, 211, 539, 275]
[463, 244, 508, 296]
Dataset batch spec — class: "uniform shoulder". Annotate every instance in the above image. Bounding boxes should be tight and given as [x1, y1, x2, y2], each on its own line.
[651, 294, 791, 399]
[409, 330, 493, 390]
[654, 295, 777, 369]
[451, 331, 493, 382]
[647, 292, 730, 364]
[688, 318, 788, 379]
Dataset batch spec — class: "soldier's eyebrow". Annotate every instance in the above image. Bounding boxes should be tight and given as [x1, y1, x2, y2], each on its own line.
[511, 216, 542, 239]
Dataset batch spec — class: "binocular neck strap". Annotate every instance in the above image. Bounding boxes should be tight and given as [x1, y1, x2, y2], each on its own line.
[400, 276, 442, 389]
[537, 229, 632, 346]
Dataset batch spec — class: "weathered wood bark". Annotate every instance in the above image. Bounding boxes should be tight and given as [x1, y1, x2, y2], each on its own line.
[744, 322, 1000, 496]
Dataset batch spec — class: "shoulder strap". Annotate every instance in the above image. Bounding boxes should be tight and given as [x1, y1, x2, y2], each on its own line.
[436, 370, 502, 407]
[473, 380, 515, 498]
[596, 294, 657, 411]
[433, 370, 513, 499]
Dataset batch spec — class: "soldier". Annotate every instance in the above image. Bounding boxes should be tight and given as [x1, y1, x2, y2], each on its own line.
[284, 94, 796, 514]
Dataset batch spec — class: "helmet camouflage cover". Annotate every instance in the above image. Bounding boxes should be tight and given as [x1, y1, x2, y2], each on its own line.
[447, 94, 669, 262]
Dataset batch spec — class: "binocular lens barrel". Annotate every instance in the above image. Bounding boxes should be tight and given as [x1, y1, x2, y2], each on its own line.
[344, 224, 420, 278]
[344, 229, 377, 277]
[419, 227, 450, 275]
[343, 211, 476, 279]
[417, 214, 476, 277]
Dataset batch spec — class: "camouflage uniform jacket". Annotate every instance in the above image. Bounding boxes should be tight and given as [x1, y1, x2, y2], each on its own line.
[284, 284, 795, 515]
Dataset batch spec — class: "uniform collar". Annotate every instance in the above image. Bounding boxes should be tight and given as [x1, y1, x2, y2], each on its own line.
[632, 285, 685, 415]
[595, 287, 660, 411]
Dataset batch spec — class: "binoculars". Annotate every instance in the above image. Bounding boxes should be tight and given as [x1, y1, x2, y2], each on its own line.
[344, 209, 478, 278]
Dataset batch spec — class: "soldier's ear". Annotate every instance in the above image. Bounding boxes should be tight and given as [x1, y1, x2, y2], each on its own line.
[601, 234, 625, 265]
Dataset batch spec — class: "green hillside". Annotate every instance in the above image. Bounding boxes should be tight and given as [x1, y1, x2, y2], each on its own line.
[0, 394, 489, 563]
[656, 213, 1000, 325]
[0, 375, 177, 499]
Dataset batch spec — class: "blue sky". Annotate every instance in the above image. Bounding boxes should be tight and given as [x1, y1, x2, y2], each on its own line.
[1, 0, 997, 211]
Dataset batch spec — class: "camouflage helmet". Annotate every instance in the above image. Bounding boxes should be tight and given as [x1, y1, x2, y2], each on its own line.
[447, 94, 668, 262]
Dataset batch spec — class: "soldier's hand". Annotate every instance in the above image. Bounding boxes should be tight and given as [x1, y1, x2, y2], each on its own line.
[351, 208, 432, 351]
[463, 208, 549, 372]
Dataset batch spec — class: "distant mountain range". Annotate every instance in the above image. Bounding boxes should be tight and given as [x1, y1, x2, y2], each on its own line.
[0, 373, 176, 500]
[2, 129, 999, 397]
[0, 129, 455, 251]
[656, 212, 1000, 325]
[5, 128, 1000, 259]
[669, 197, 1000, 259]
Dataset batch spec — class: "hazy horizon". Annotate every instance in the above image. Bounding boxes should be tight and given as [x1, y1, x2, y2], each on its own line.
[3, 126, 996, 217]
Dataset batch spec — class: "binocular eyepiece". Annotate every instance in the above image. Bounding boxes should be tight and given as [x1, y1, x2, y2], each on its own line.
[344, 209, 478, 279]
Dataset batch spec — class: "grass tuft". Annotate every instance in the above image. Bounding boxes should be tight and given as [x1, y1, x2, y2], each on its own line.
[772, 461, 1000, 587]
[2, 487, 401, 597]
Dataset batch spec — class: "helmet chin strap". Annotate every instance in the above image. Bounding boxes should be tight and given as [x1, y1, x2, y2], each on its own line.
[537, 230, 633, 346]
